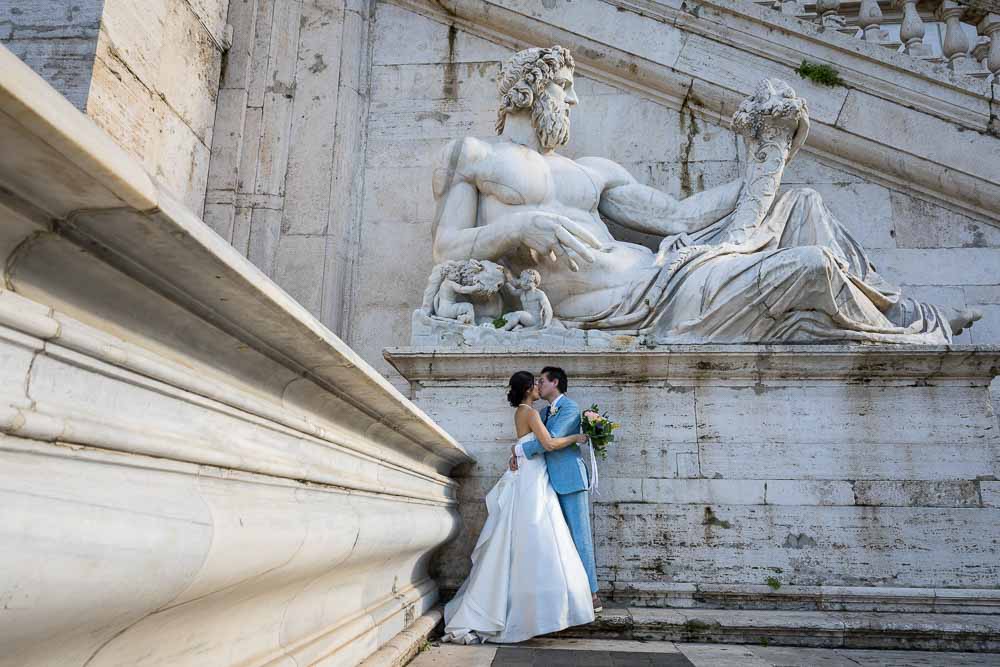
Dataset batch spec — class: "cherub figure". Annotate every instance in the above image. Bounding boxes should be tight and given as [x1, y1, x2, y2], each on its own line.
[421, 259, 506, 325]
[497, 269, 553, 331]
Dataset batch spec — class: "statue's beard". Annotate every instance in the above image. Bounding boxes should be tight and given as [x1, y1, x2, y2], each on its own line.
[531, 91, 570, 150]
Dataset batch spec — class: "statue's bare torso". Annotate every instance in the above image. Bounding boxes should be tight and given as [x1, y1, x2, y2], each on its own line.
[435, 138, 659, 317]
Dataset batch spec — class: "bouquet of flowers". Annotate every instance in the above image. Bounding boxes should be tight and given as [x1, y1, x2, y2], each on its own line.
[581, 405, 619, 459]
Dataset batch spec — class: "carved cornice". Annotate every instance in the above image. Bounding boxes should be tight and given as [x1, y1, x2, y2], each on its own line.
[392, 0, 1000, 224]
[386, 345, 1000, 383]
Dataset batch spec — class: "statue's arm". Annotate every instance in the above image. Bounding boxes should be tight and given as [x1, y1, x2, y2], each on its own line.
[432, 139, 519, 263]
[448, 281, 482, 295]
[580, 156, 741, 236]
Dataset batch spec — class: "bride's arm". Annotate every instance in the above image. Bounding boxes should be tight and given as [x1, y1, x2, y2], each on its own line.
[528, 411, 587, 452]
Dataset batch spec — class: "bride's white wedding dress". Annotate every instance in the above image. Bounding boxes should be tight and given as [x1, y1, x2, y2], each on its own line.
[441, 433, 595, 644]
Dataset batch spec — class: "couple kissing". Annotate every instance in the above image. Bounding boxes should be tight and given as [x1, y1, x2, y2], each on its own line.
[442, 367, 600, 644]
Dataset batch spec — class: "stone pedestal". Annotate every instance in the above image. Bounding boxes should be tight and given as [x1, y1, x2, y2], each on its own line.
[386, 346, 1000, 615]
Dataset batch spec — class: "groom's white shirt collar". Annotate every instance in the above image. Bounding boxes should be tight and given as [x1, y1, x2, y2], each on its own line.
[550, 394, 564, 410]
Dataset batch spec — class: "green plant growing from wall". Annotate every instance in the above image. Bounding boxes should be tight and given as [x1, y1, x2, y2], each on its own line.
[795, 60, 845, 87]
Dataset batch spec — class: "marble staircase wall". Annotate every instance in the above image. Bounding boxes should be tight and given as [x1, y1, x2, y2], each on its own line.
[0, 43, 471, 667]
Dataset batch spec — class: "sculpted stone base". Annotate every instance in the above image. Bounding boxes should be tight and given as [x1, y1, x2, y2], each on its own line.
[386, 346, 1000, 616]
[411, 310, 634, 350]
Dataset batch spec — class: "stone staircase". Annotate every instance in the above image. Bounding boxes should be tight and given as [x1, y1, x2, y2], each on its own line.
[555, 608, 1000, 652]
[549, 583, 1000, 651]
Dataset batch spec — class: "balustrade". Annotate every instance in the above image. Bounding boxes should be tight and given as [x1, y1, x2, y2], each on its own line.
[753, 0, 998, 78]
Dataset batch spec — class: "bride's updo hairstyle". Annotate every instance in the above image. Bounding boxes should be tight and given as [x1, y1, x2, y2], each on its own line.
[507, 371, 535, 408]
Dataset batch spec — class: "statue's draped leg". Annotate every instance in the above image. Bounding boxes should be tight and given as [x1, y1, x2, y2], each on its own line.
[651, 188, 952, 344]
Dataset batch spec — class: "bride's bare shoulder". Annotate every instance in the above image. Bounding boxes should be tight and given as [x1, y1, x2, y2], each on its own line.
[514, 404, 538, 425]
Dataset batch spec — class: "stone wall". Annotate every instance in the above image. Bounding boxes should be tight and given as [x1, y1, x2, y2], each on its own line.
[202, 0, 373, 335]
[0, 1, 104, 109]
[389, 348, 1000, 612]
[1, 0, 230, 216]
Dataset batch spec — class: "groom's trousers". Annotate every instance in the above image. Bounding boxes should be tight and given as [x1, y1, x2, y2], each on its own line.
[558, 490, 598, 593]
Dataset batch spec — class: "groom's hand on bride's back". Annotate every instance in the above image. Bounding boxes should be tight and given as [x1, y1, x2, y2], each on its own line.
[509, 445, 519, 471]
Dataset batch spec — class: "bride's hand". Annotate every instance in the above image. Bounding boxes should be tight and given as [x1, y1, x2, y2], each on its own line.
[576, 434, 589, 444]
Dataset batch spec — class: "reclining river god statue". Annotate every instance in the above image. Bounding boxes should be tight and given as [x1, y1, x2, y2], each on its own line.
[425, 45, 981, 344]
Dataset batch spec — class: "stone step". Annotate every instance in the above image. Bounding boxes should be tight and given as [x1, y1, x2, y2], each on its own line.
[608, 583, 1000, 615]
[552, 609, 1000, 652]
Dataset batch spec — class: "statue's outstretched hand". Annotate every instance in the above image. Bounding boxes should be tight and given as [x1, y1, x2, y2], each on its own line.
[520, 213, 602, 272]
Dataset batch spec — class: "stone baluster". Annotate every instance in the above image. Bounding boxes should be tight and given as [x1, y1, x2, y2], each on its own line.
[978, 13, 1000, 76]
[972, 36, 990, 73]
[858, 0, 889, 42]
[896, 0, 931, 56]
[815, 0, 845, 27]
[937, 0, 972, 70]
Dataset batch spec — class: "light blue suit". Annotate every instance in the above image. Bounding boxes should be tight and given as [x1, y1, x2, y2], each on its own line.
[521, 395, 598, 593]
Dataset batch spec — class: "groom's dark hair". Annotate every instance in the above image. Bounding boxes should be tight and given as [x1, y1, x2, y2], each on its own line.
[541, 366, 567, 393]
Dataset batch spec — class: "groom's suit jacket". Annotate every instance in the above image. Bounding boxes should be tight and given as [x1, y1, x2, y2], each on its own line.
[521, 395, 589, 495]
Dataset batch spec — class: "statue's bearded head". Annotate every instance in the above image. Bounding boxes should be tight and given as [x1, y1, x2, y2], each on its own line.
[496, 45, 577, 151]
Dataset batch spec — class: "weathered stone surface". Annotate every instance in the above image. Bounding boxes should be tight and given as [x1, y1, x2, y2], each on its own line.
[219, 0, 258, 91]
[0, 2, 103, 109]
[853, 481, 982, 508]
[799, 182, 896, 250]
[868, 248, 1000, 286]
[836, 90, 999, 185]
[389, 346, 1000, 611]
[371, 2, 510, 66]
[596, 504, 1000, 587]
[969, 305, 1000, 344]
[556, 608, 1000, 651]
[272, 234, 327, 317]
[279, 0, 344, 236]
[247, 207, 282, 276]
[765, 481, 857, 507]
[3, 0, 228, 214]
[891, 192, 1000, 249]
[0, 51, 470, 667]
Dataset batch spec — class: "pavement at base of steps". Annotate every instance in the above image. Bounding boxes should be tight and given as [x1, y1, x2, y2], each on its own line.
[406, 638, 1000, 667]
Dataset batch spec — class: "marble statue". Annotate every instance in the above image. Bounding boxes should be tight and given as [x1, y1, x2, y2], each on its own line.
[497, 268, 554, 331]
[425, 45, 982, 344]
[421, 259, 506, 325]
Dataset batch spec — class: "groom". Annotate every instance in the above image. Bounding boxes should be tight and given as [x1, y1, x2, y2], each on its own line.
[511, 366, 601, 611]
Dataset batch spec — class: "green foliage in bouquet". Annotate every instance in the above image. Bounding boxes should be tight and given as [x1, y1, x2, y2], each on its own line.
[580, 404, 620, 460]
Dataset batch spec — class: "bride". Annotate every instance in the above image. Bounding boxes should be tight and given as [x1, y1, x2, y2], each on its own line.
[441, 371, 596, 643]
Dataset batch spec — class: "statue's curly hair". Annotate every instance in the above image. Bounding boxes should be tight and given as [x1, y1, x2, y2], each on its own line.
[437, 259, 485, 285]
[495, 45, 575, 135]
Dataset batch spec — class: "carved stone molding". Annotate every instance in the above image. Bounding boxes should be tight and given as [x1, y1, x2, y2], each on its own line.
[0, 44, 471, 667]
